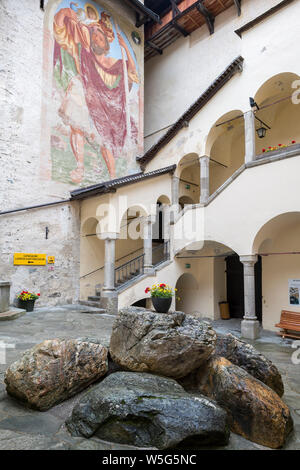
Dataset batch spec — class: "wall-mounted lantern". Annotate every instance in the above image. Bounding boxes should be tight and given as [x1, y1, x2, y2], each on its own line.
[256, 126, 267, 139]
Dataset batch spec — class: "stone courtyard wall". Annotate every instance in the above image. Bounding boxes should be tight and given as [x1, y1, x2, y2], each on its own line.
[0, 0, 143, 305]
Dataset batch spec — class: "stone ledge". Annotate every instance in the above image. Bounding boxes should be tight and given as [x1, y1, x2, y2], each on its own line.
[0, 308, 26, 321]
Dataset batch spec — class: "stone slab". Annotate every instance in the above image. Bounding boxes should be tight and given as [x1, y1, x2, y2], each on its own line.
[0, 308, 26, 321]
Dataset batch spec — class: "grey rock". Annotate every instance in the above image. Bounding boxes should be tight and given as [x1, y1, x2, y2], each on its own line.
[66, 372, 229, 449]
[215, 333, 284, 396]
[181, 356, 293, 449]
[5, 338, 108, 410]
[109, 307, 216, 378]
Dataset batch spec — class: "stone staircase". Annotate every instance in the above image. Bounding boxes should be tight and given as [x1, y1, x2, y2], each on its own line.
[80, 241, 170, 310]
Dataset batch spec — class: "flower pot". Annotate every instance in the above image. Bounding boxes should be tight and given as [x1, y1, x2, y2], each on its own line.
[18, 299, 35, 312]
[152, 297, 172, 313]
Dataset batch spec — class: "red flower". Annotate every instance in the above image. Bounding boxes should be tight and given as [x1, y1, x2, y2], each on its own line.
[262, 149, 266, 152]
[37, 293, 40, 296]
[278, 144, 282, 147]
[159, 283, 166, 288]
[292, 140, 296, 144]
[268, 147, 272, 149]
[145, 287, 150, 294]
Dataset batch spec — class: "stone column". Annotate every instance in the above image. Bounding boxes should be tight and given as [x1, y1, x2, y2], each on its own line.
[101, 233, 118, 314]
[0, 281, 11, 313]
[200, 155, 210, 204]
[171, 175, 180, 223]
[244, 110, 256, 163]
[143, 217, 154, 273]
[240, 255, 260, 340]
[171, 175, 179, 206]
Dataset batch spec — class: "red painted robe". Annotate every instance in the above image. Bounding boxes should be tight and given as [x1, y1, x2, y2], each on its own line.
[53, 11, 137, 154]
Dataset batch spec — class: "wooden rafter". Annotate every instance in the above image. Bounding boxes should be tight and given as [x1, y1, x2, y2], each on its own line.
[146, 40, 163, 55]
[170, 0, 190, 37]
[233, 0, 242, 16]
[196, 1, 215, 35]
[172, 21, 190, 37]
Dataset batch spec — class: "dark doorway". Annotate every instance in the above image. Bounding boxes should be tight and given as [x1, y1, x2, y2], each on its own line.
[132, 298, 147, 308]
[225, 254, 262, 322]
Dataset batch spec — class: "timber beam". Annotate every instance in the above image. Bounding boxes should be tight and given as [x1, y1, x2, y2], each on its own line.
[196, 1, 215, 35]
[172, 20, 190, 37]
[146, 40, 163, 55]
[233, 0, 242, 16]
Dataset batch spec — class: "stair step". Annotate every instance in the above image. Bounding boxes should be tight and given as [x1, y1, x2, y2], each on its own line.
[88, 296, 101, 301]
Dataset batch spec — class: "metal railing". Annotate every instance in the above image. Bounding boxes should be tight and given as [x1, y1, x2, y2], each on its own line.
[115, 253, 145, 288]
[80, 246, 144, 279]
[152, 240, 170, 267]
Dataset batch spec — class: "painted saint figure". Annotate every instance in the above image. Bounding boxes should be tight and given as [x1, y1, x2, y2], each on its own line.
[53, 2, 139, 183]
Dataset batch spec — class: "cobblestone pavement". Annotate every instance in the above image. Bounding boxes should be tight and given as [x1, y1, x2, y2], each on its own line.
[0, 306, 299, 450]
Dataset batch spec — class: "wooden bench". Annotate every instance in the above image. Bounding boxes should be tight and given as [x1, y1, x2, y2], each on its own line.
[275, 310, 300, 339]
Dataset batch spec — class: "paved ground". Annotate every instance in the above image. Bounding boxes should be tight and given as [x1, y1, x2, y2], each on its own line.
[0, 306, 299, 450]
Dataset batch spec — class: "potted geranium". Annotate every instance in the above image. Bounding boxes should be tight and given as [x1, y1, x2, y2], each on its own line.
[145, 283, 177, 313]
[17, 290, 40, 312]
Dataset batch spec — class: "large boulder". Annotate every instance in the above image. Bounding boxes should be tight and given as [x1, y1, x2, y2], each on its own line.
[215, 333, 284, 396]
[5, 338, 108, 411]
[181, 356, 293, 449]
[109, 307, 216, 379]
[66, 372, 230, 449]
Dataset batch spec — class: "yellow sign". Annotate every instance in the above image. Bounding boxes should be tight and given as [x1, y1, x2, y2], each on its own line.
[14, 253, 46, 266]
[48, 256, 55, 264]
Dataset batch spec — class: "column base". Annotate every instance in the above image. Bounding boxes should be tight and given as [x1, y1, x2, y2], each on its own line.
[241, 319, 261, 340]
[144, 266, 155, 275]
[100, 291, 118, 315]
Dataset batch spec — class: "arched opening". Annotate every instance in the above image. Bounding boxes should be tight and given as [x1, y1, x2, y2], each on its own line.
[175, 239, 262, 322]
[179, 195, 195, 210]
[152, 196, 171, 266]
[80, 217, 105, 299]
[253, 212, 300, 331]
[206, 110, 245, 195]
[131, 297, 152, 309]
[254, 73, 300, 156]
[177, 153, 200, 205]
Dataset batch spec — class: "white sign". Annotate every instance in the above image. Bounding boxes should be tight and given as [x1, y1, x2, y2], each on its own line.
[288, 279, 300, 305]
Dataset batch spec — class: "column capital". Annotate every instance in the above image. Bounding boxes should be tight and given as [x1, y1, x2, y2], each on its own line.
[199, 155, 210, 162]
[240, 254, 258, 265]
[143, 214, 156, 225]
[99, 232, 119, 240]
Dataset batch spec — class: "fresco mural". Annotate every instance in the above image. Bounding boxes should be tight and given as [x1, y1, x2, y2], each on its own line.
[50, 0, 142, 185]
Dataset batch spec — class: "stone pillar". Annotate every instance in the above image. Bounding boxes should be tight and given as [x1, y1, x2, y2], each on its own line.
[244, 110, 256, 163]
[101, 234, 118, 314]
[200, 155, 210, 204]
[171, 175, 180, 223]
[240, 255, 260, 340]
[0, 281, 11, 313]
[143, 217, 154, 273]
[171, 175, 179, 206]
